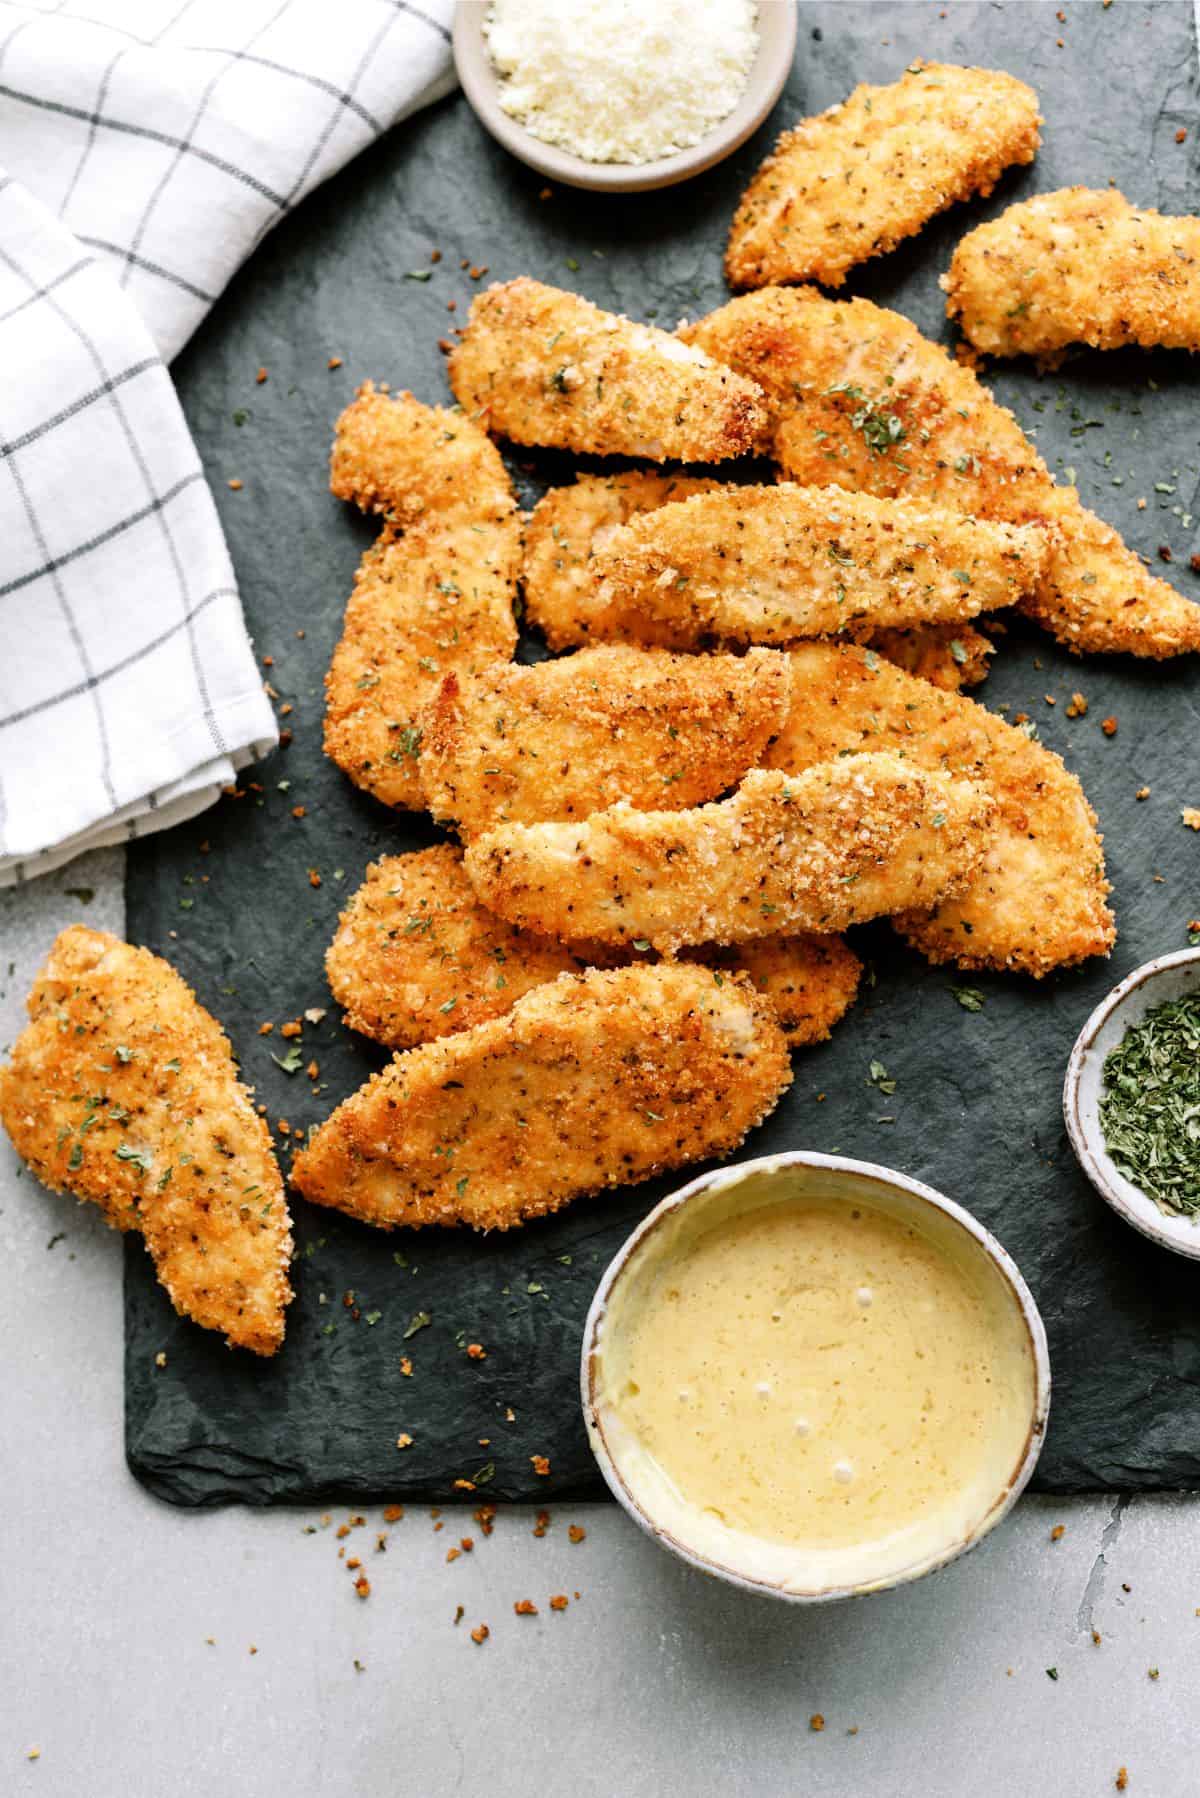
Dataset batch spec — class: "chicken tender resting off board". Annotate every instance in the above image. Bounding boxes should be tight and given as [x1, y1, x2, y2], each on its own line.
[324, 386, 519, 809]
[449, 277, 769, 461]
[685, 287, 1200, 658]
[291, 964, 792, 1232]
[726, 61, 1041, 291]
[464, 753, 992, 954]
[945, 187, 1200, 359]
[767, 644, 1114, 977]
[419, 643, 791, 837]
[523, 471, 994, 687]
[327, 844, 861, 1052]
[590, 484, 1045, 647]
[0, 928, 292, 1355]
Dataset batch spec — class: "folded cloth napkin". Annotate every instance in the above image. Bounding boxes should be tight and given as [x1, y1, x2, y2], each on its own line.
[0, 0, 456, 885]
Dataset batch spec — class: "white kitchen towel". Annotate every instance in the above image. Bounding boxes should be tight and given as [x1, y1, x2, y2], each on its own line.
[0, 0, 456, 885]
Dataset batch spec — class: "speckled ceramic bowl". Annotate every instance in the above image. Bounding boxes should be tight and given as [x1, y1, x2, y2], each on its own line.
[1064, 947, 1200, 1259]
[581, 1151, 1051, 1603]
[453, 1, 798, 193]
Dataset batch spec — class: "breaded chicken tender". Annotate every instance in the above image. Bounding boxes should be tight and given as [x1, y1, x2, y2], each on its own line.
[689, 933, 862, 1048]
[324, 390, 519, 808]
[685, 287, 1200, 658]
[524, 471, 992, 686]
[0, 928, 292, 1354]
[464, 754, 991, 954]
[290, 964, 792, 1231]
[327, 844, 859, 1053]
[866, 621, 993, 689]
[590, 483, 1044, 646]
[449, 278, 768, 462]
[944, 187, 1200, 359]
[326, 845, 592, 1049]
[765, 644, 1114, 976]
[523, 471, 724, 649]
[726, 62, 1041, 291]
[419, 644, 792, 837]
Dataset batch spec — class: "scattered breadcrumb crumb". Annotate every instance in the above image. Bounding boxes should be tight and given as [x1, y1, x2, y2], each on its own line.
[1136, 787, 1151, 801]
[1066, 692, 1088, 718]
[328, 356, 343, 370]
[155, 1350, 167, 1368]
[470, 1624, 489, 1644]
[1102, 717, 1118, 737]
[396, 1433, 413, 1449]
[531, 1455, 550, 1476]
[466, 1342, 486, 1360]
[256, 367, 268, 384]
[568, 1524, 586, 1544]
[354, 1576, 370, 1599]
[1050, 1524, 1065, 1541]
[227, 478, 243, 491]
[1116, 1769, 1128, 1791]
[810, 1714, 825, 1733]
[1182, 809, 1200, 830]
[514, 1599, 538, 1616]
[550, 1594, 569, 1611]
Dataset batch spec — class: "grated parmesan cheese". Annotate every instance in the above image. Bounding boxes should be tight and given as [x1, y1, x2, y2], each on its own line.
[484, 0, 760, 167]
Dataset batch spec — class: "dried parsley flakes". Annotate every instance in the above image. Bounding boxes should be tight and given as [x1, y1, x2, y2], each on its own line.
[1099, 992, 1200, 1217]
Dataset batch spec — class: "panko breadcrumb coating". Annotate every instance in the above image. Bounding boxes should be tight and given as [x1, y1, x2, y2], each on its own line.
[944, 187, 1200, 359]
[523, 471, 724, 649]
[449, 278, 769, 461]
[327, 846, 596, 1048]
[291, 964, 793, 1232]
[0, 928, 292, 1354]
[689, 933, 862, 1048]
[463, 753, 992, 954]
[866, 621, 993, 690]
[324, 389, 519, 809]
[419, 643, 792, 837]
[684, 287, 1200, 659]
[590, 483, 1045, 646]
[523, 470, 993, 686]
[327, 845, 860, 1053]
[726, 62, 1041, 291]
[765, 644, 1115, 976]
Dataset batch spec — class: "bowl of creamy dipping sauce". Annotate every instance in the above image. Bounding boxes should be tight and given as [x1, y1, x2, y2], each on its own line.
[454, 1, 798, 194]
[582, 1152, 1049, 1602]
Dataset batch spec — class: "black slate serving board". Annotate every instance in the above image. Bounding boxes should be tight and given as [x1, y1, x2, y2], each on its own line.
[126, 1, 1200, 1506]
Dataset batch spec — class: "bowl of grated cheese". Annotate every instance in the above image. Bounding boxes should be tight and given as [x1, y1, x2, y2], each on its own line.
[453, 0, 797, 193]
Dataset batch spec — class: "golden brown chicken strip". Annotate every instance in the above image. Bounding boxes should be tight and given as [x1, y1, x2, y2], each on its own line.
[591, 483, 1044, 646]
[449, 278, 768, 462]
[291, 964, 792, 1231]
[685, 287, 1200, 658]
[328, 844, 859, 1053]
[726, 62, 1041, 291]
[419, 643, 791, 837]
[464, 753, 991, 954]
[524, 471, 992, 685]
[689, 933, 862, 1048]
[866, 621, 993, 689]
[324, 391, 519, 809]
[523, 471, 725, 649]
[326, 845, 590, 1049]
[0, 928, 292, 1354]
[765, 644, 1114, 976]
[944, 187, 1200, 359]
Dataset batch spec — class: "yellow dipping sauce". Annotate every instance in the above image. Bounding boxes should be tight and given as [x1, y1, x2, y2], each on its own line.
[590, 1166, 1039, 1595]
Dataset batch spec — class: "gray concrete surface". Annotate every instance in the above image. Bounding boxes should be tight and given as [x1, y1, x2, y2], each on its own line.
[4, 854, 1199, 1797]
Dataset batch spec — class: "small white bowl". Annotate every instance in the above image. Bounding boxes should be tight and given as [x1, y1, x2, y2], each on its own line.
[580, 1151, 1050, 1603]
[453, 1, 798, 194]
[1064, 948, 1200, 1258]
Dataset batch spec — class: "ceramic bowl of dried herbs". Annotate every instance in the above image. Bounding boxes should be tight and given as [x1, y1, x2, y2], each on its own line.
[1064, 948, 1200, 1257]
